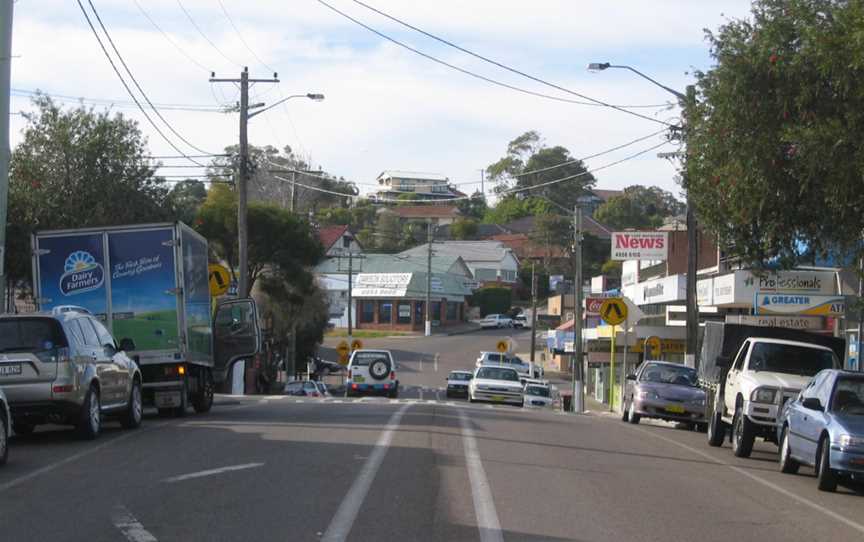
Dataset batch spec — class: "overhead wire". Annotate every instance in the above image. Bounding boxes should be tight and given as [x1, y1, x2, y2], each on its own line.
[175, 0, 243, 68]
[217, 0, 276, 73]
[315, 0, 673, 126]
[12, 88, 225, 113]
[130, 0, 211, 73]
[75, 0, 206, 167]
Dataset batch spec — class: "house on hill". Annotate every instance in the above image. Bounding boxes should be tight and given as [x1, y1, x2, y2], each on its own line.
[317, 225, 363, 257]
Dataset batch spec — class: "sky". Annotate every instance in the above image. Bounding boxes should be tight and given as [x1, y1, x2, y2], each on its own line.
[9, 0, 755, 202]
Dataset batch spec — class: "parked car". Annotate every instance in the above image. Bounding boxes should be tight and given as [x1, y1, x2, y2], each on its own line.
[284, 380, 323, 397]
[446, 370, 473, 398]
[476, 352, 542, 379]
[513, 314, 531, 329]
[778, 369, 864, 491]
[469, 366, 524, 406]
[475, 351, 506, 368]
[346, 350, 398, 398]
[0, 386, 9, 466]
[623, 361, 707, 430]
[0, 308, 143, 440]
[480, 314, 513, 329]
[523, 380, 553, 408]
[315, 381, 331, 397]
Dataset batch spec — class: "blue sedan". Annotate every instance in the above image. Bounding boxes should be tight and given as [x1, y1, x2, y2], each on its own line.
[777, 369, 864, 492]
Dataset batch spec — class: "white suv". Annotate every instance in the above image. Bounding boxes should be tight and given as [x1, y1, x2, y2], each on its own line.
[480, 314, 513, 329]
[346, 350, 398, 398]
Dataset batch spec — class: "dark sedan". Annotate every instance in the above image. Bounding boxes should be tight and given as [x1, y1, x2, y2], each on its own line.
[623, 361, 707, 430]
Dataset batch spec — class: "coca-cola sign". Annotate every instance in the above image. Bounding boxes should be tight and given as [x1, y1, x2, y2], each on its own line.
[611, 232, 668, 261]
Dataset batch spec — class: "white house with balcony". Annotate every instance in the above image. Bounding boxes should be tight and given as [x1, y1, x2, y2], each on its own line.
[374, 171, 463, 201]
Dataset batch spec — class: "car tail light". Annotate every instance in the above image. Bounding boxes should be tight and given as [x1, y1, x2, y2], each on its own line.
[383, 384, 390, 390]
[389, 371, 395, 380]
[352, 384, 358, 390]
[52, 384, 73, 393]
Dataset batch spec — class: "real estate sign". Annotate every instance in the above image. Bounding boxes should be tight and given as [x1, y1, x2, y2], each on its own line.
[611, 232, 668, 261]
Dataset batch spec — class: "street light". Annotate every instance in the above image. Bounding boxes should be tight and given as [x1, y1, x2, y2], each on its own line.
[248, 93, 325, 119]
[588, 61, 700, 369]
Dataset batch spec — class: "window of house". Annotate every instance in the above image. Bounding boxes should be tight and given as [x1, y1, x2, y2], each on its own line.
[342, 236, 351, 248]
[360, 301, 375, 323]
[397, 302, 411, 324]
[446, 302, 459, 321]
[501, 269, 517, 282]
[474, 268, 497, 281]
[378, 302, 393, 324]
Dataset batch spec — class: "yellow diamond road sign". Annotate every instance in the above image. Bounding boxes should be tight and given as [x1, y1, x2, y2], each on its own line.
[600, 298, 627, 326]
[351, 339, 363, 351]
[496, 340, 509, 353]
[337, 340, 350, 365]
[208, 264, 231, 297]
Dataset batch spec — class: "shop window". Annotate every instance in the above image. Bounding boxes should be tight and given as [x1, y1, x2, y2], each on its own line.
[446, 302, 459, 321]
[360, 301, 375, 323]
[397, 302, 411, 324]
[379, 302, 393, 324]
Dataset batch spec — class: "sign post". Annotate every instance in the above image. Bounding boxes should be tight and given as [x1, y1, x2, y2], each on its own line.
[621, 314, 629, 414]
[609, 324, 616, 412]
[599, 298, 627, 412]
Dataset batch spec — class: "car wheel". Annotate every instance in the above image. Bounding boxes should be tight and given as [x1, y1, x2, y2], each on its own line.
[621, 400, 630, 422]
[816, 436, 838, 492]
[77, 385, 101, 440]
[0, 411, 8, 466]
[731, 406, 755, 458]
[12, 422, 35, 436]
[696, 423, 709, 433]
[192, 370, 215, 414]
[779, 426, 800, 474]
[627, 400, 640, 424]
[120, 379, 143, 429]
[707, 409, 726, 447]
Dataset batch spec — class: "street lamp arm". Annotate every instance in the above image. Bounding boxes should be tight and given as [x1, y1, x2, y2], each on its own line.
[609, 64, 686, 102]
[248, 93, 325, 119]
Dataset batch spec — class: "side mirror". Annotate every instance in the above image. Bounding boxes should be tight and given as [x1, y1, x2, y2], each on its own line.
[119, 338, 136, 352]
[520, 378, 526, 385]
[626, 374, 637, 381]
[802, 397, 823, 411]
[716, 355, 731, 368]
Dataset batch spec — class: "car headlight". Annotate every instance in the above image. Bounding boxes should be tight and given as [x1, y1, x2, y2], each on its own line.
[637, 389, 659, 400]
[751, 387, 778, 404]
[838, 434, 864, 447]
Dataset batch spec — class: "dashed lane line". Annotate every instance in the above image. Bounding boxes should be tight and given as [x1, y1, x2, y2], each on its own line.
[112, 505, 158, 542]
[162, 462, 265, 484]
[459, 409, 503, 542]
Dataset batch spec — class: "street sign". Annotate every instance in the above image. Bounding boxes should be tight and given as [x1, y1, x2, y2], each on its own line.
[600, 298, 627, 326]
[208, 264, 230, 296]
[645, 336, 662, 359]
[336, 340, 350, 365]
[351, 339, 363, 351]
[496, 340, 508, 353]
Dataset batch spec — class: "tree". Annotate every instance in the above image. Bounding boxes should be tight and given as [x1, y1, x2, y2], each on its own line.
[486, 131, 596, 211]
[594, 185, 685, 230]
[530, 213, 571, 268]
[167, 179, 208, 225]
[7, 96, 172, 288]
[450, 218, 479, 240]
[483, 195, 551, 224]
[688, 0, 864, 267]
[456, 191, 488, 219]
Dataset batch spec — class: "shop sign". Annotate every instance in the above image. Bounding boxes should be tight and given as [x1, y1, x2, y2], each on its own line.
[754, 292, 845, 316]
[611, 232, 668, 261]
[725, 314, 824, 331]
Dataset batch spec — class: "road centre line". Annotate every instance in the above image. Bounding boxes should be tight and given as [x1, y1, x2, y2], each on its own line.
[112, 505, 158, 542]
[162, 462, 264, 483]
[459, 409, 504, 542]
[629, 424, 864, 536]
[321, 404, 411, 542]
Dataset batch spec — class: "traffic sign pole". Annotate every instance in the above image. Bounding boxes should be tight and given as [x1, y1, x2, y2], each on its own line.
[609, 324, 616, 412]
[621, 315, 629, 414]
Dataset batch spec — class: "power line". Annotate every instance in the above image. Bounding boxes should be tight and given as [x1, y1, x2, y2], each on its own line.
[316, 0, 673, 126]
[86, 0, 216, 157]
[11, 88, 225, 112]
[75, 0, 206, 167]
[146, 153, 229, 159]
[216, 0, 276, 73]
[130, 0, 211, 73]
[350, 0, 674, 113]
[175, 0, 243, 68]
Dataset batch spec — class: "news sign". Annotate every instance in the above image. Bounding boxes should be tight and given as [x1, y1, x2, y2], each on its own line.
[611, 232, 668, 261]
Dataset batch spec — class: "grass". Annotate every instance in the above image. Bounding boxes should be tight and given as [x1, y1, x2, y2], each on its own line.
[324, 329, 414, 338]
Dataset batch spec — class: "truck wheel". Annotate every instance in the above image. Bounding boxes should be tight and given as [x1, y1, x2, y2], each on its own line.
[12, 422, 35, 436]
[192, 370, 214, 414]
[120, 379, 143, 429]
[707, 411, 726, 447]
[173, 379, 188, 418]
[732, 407, 755, 458]
[816, 436, 838, 492]
[0, 411, 8, 466]
[627, 400, 640, 424]
[77, 385, 101, 440]
[779, 426, 800, 474]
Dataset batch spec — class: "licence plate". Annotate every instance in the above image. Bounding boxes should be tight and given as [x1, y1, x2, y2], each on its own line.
[665, 405, 685, 414]
[491, 396, 506, 402]
[353, 376, 365, 383]
[155, 391, 181, 408]
[0, 364, 22, 376]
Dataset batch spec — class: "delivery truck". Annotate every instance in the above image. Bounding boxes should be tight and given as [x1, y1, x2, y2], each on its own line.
[32, 222, 261, 415]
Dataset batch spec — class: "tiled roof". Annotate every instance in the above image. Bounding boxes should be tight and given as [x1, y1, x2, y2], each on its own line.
[317, 225, 349, 251]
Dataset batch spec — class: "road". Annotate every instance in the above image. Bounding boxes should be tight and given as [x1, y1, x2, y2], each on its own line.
[1, 330, 863, 541]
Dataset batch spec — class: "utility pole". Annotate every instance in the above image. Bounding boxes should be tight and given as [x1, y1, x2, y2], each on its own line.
[479, 169, 485, 200]
[210, 67, 279, 298]
[684, 85, 699, 369]
[530, 262, 538, 376]
[572, 204, 584, 413]
[347, 251, 353, 341]
[290, 170, 297, 214]
[425, 221, 433, 337]
[0, 0, 14, 313]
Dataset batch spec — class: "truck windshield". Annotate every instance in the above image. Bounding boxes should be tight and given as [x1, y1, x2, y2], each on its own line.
[749, 343, 837, 376]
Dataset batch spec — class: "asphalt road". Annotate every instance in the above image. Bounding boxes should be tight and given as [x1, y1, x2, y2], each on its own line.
[1, 330, 863, 541]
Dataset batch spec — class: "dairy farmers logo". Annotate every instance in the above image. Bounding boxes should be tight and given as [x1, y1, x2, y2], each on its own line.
[59, 251, 104, 296]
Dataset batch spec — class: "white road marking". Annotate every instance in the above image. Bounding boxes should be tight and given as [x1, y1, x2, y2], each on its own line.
[459, 409, 503, 542]
[418, 387, 424, 401]
[435, 389, 441, 401]
[419, 357, 424, 371]
[630, 425, 864, 536]
[434, 353, 439, 372]
[321, 404, 411, 542]
[112, 505, 158, 542]
[162, 462, 264, 483]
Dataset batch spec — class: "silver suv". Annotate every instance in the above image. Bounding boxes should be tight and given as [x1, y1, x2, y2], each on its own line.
[0, 307, 143, 439]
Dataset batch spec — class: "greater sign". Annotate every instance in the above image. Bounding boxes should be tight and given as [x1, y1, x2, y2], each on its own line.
[754, 292, 846, 317]
[611, 232, 668, 261]
[599, 298, 627, 326]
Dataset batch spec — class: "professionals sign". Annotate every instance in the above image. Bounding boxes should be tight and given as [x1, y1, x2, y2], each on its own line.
[611, 232, 668, 261]
[754, 292, 846, 317]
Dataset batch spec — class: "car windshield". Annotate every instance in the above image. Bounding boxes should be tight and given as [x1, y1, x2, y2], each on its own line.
[525, 385, 550, 397]
[506, 356, 525, 365]
[351, 352, 389, 366]
[639, 363, 698, 387]
[476, 367, 519, 381]
[0, 318, 68, 353]
[749, 343, 838, 376]
[449, 373, 472, 381]
[832, 378, 864, 415]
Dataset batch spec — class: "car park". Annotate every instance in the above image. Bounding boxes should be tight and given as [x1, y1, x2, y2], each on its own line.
[523, 380, 553, 408]
[469, 366, 524, 406]
[446, 370, 473, 398]
[0, 386, 9, 466]
[346, 350, 398, 398]
[284, 380, 323, 397]
[0, 308, 144, 440]
[778, 369, 864, 492]
[480, 314, 513, 329]
[623, 361, 706, 430]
